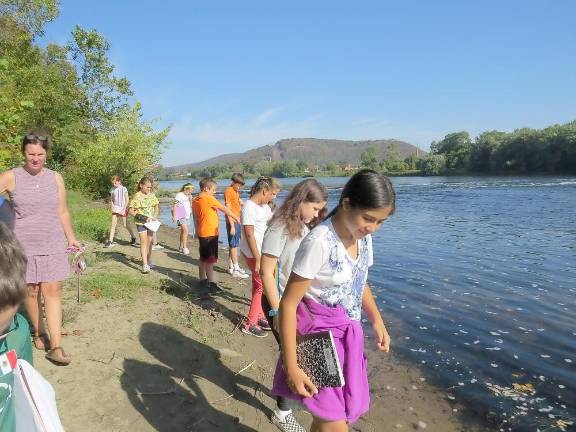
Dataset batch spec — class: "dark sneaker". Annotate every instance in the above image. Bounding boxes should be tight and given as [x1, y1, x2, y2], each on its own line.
[208, 282, 221, 293]
[241, 324, 268, 338]
[103, 240, 113, 248]
[271, 411, 306, 432]
[130, 237, 137, 246]
[258, 318, 272, 331]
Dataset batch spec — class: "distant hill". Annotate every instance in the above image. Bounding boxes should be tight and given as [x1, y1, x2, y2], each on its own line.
[166, 138, 425, 171]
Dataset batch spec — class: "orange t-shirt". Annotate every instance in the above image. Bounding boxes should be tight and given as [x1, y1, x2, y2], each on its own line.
[224, 185, 241, 218]
[192, 193, 224, 237]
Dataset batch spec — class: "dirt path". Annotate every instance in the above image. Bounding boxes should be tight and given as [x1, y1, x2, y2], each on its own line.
[33, 227, 484, 431]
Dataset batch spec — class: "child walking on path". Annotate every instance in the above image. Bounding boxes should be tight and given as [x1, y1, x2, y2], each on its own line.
[272, 169, 395, 432]
[192, 178, 240, 291]
[128, 176, 159, 274]
[224, 173, 249, 279]
[260, 179, 328, 432]
[105, 175, 136, 248]
[239, 177, 280, 338]
[173, 183, 194, 254]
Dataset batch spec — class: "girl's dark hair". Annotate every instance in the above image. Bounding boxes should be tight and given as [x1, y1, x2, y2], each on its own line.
[21, 132, 49, 153]
[327, 169, 396, 218]
[180, 182, 194, 192]
[138, 175, 154, 191]
[250, 177, 273, 197]
[269, 179, 328, 239]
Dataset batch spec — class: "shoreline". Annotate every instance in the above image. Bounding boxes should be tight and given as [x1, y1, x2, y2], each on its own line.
[33, 224, 488, 431]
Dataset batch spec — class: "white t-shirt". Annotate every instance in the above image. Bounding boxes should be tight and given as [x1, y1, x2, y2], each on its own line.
[261, 222, 310, 297]
[174, 192, 192, 218]
[292, 220, 373, 321]
[109, 185, 128, 214]
[240, 199, 272, 258]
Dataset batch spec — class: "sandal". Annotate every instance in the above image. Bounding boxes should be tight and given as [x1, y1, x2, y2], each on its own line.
[32, 334, 50, 351]
[45, 347, 71, 365]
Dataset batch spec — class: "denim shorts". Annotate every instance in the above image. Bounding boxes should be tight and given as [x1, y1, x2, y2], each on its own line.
[226, 222, 241, 248]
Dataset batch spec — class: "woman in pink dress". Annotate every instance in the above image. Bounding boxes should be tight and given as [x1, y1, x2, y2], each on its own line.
[0, 133, 81, 365]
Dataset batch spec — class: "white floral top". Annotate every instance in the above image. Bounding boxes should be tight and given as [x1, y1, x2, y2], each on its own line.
[292, 220, 373, 320]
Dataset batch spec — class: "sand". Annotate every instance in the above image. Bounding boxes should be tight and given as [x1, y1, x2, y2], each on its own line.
[33, 226, 488, 431]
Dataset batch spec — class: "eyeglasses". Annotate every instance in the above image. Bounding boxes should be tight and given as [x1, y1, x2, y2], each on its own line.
[25, 134, 48, 141]
[0, 317, 19, 341]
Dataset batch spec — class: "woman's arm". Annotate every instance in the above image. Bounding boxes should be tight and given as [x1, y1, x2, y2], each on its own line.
[279, 273, 318, 397]
[0, 170, 15, 194]
[260, 254, 281, 310]
[243, 225, 260, 270]
[54, 172, 80, 247]
[362, 284, 390, 352]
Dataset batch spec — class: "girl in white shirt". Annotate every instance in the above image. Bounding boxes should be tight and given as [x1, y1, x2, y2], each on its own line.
[172, 183, 194, 254]
[260, 178, 328, 431]
[240, 177, 280, 337]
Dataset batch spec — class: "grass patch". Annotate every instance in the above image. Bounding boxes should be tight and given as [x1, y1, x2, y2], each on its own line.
[77, 271, 159, 301]
[68, 190, 110, 242]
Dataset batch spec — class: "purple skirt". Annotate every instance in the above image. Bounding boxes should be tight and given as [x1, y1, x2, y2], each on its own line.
[272, 298, 370, 423]
[25, 253, 69, 284]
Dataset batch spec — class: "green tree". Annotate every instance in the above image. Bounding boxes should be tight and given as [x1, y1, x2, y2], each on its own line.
[432, 131, 472, 170]
[360, 146, 379, 170]
[418, 154, 446, 175]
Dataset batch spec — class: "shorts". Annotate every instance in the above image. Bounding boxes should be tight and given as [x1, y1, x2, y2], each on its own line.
[198, 236, 219, 263]
[26, 253, 69, 284]
[136, 224, 149, 233]
[177, 217, 189, 227]
[226, 222, 241, 248]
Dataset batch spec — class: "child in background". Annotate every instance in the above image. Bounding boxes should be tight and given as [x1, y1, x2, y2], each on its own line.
[173, 183, 194, 254]
[192, 178, 240, 291]
[104, 175, 136, 248]
[272, 169, 395, 432]
[129, 176, 159, 274]
[239, 177, 281, 338]
[0, 223, 34, 431]
[260, 179, 328, 431]
[224, 173, 248, 279]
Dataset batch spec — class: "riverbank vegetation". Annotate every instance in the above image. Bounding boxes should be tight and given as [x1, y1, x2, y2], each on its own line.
[0, 0, 170, 198]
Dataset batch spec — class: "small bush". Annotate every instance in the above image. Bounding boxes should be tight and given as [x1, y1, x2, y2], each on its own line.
[68, 190, 110, 242]
[79, 271, 159, 300]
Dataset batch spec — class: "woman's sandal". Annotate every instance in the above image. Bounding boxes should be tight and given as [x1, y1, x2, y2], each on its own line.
[45, 347, 71, 365]
[32, 334, 50, 351]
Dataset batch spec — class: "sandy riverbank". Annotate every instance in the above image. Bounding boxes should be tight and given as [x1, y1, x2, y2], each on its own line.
[33, 225, 488, 431]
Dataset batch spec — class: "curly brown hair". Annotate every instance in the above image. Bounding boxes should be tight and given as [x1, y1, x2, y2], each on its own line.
[268, 179, 328, 239]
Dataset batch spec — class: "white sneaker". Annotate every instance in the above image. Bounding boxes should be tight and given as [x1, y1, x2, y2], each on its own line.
[233, 270, 249, 279]
[152, 244, 164, 250]
[228, 267, 235, 275]
[235, 266, 248, 275]
[182, 247, 190, 254]
[271, 411, 306, 432]
[142, 264, 150, 274]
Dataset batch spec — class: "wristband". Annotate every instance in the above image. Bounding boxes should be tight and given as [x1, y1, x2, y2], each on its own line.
[268, 309, 279, 317]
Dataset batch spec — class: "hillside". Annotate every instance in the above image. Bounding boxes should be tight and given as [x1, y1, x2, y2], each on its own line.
[166, 138, 424, 171]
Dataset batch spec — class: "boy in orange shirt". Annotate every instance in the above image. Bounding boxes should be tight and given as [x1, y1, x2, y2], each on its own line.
[224, 173, 249, 279]
[192, 178, 240, 291]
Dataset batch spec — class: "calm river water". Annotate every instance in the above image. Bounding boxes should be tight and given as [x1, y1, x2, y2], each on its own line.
[160, 176, 576, 431]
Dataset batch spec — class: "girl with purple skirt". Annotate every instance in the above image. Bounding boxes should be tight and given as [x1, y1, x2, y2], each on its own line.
[272, 169, 396, 432]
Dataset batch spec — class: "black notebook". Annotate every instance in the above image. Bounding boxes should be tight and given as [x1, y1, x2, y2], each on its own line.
[296, 330, 345, 388]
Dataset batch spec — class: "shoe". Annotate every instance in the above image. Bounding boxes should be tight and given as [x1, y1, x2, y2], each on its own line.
[208, 282, 221, 293]
[241, 324, 268, 338]
[104, 240, 113, 248]
[130, 237, 137, 246]
[152, 244, 164, 250]
[148, 261, 154, 269]
[258, 318, 272, 331]
[235, 266, 248, 275]
[271, 412, 306, 432]
[182, 247, 190, 254]
[228, 266, 235, 275]
[142, 264, 150, 274]
[233, 270, 249, 279]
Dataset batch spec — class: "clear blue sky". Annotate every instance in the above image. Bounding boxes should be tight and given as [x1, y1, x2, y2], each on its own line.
[41, 1, 576, 166]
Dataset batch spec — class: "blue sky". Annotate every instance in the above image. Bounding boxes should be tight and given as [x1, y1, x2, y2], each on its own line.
[41, 1, 576, 166]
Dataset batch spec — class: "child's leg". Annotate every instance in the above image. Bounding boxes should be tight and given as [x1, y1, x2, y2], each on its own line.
[109, 214, 118, 242]
[180, 224, 189, 249]
[139, 230, 149, 265]
[311, 418, 348, 432]
[245, 257, 265, 326]
[229, 246, 238, 268]
[147, 230, 154, 261]
[198, 261, 206, 280]
[205, 262, 215, 283]
[122, 215, 136, 239]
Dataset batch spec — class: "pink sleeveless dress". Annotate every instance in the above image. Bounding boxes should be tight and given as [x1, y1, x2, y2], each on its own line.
[9, 167, 69, 284]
